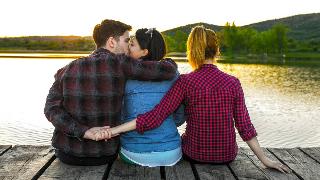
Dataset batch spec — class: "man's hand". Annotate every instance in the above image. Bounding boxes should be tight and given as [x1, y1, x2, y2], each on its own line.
[94, 127, 120, 141]
[83, 126, 110, 141]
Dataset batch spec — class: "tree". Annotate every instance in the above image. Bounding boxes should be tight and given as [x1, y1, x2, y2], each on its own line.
[271, 24, 289, 54]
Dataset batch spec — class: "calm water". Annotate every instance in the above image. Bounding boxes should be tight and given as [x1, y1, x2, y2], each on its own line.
[0, 57, 319, 148]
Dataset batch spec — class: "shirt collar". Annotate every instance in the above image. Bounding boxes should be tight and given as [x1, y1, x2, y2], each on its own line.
[93, 47, 111, 54]
[201, 64, 217, 68]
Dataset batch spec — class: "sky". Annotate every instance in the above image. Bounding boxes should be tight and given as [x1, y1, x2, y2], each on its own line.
[0, 0, 319, 37]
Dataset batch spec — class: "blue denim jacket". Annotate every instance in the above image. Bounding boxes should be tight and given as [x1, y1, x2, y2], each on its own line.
[121, 72, 185, 153]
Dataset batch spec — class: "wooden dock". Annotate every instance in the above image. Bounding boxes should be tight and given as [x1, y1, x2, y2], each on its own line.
[1, 145, 320, 179]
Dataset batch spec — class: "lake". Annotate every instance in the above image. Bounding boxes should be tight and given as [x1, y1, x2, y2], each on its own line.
[0, 57, 319, 148]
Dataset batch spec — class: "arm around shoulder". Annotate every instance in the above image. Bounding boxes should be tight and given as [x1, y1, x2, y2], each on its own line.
[120, 55, 177, 81]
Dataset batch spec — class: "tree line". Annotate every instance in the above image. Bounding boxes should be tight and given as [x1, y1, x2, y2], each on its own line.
[0, 36, 95, 51]
[0, 23, 319, 54]
[163, 23, 319, 55]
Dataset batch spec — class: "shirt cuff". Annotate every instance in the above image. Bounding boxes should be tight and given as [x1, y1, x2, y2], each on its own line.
[136, 114, 146, 134]
[74, 124, 90, 138]
[240, 125, 258, 141]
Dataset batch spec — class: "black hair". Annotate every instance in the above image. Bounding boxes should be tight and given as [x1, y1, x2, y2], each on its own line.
[135, 28, 166, 61]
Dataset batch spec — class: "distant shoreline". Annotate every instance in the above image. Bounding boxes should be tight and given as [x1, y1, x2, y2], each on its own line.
[1, 51, 320, 64]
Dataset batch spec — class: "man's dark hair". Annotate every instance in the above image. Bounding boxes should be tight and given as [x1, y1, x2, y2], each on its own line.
[135, 28, 166, 61]
[93, 19, 132, 48]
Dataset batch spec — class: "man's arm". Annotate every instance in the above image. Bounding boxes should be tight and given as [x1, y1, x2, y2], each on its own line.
[120, 55, 177, 81]
[44, 67, 90, 139]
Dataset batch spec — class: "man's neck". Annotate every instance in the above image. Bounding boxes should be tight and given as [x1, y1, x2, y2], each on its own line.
[101, 46, 115, 53]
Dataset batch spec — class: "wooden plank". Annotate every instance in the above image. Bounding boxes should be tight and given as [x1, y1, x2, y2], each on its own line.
[165, 160, 195, 180]
[0, 145, 11, 156]
[229, 148, 268, 179]
[300, 147, 320, 164]
[241, 147, 298, 180]
[194, 163, 235, 180]
[268, 148, 320, 180]
[108, 159, 161, 180]
[38, 158, 108, 180]
[0, 145, 54, 180]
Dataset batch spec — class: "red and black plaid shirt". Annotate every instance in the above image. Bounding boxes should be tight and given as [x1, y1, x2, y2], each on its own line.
[137, 64, 257, 163]
[44, 48, 177, 157]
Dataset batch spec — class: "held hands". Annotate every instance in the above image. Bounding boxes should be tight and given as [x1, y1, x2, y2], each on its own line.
[83, 126, 118, 141]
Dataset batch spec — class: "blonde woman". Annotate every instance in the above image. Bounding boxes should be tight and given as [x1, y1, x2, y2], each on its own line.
[99, 26, 290, 172]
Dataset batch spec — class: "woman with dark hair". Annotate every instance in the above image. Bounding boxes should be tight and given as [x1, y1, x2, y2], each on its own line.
[118, 28, 185, 166]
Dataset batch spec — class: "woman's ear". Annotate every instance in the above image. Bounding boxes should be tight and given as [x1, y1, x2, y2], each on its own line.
[142, 49, 149, 57]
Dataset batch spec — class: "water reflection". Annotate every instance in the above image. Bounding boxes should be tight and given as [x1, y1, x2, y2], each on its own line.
[0, 58, 319, 147]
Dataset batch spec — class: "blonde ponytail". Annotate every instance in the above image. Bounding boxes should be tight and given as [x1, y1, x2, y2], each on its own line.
[187, 26, 219, 70]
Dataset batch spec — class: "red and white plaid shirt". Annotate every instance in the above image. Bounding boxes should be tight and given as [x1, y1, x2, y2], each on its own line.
[137, 64, 257, 163]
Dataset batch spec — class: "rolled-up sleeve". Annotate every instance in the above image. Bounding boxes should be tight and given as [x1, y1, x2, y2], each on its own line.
[233, 79, 257, 141]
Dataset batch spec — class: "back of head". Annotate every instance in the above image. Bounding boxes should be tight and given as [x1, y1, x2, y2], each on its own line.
[135, 28, 167, 61]
[187, 26, 219, 70]
[93, 19, 132, 48]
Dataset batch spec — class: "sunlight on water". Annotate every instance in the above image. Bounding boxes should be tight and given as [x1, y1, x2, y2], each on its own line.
[0, 57, 319, 148]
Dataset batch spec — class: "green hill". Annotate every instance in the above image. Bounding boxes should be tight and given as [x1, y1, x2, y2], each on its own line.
[0, 13, 318, 53]
[245, 13, 320, 41]
[162, 22, 223, 36]
[163, 13, 320, 42]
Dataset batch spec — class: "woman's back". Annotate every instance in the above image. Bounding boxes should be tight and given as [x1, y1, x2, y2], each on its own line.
[121, 73, 183, 153]
[180, 64, 244, 162]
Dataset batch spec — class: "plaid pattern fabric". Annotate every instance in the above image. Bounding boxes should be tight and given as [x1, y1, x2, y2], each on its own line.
[136, 64, 257, 163]
[44, 48, 177, 157]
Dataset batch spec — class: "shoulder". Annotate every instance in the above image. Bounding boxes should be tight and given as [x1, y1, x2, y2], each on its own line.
[218, 72, 242, 94]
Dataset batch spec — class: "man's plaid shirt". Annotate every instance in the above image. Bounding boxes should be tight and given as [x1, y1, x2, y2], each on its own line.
[44, 48, 177, 157]
[136, 64, 257, 163]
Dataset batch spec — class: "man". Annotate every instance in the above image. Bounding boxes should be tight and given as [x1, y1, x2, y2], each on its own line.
[44, 19, 177, 166]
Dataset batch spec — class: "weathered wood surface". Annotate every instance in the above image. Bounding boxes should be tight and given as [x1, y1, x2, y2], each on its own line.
[194, 163, 235, 180]
[108, 158, 161, 180]
[229, 148, 269, 179]
[38, 159, 108, 180]
[165, 160, 195, 180]
[241, 147, 299, 180]
[0, 145, 54, 180]
[0, 145, 11, 156]
[1, 145, 320, 180]
[269, 148, 320, 180]
[300, 147, 320, 164]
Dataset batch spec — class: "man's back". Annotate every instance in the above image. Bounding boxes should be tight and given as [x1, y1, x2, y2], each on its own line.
[44, 48, 176, 157]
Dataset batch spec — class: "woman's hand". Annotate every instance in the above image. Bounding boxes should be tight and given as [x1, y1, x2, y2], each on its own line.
[261, 157, 291, 173]
[246, 137, 291, 173]
[83, 126, 110, 141]
[94, 127, 120, 141]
